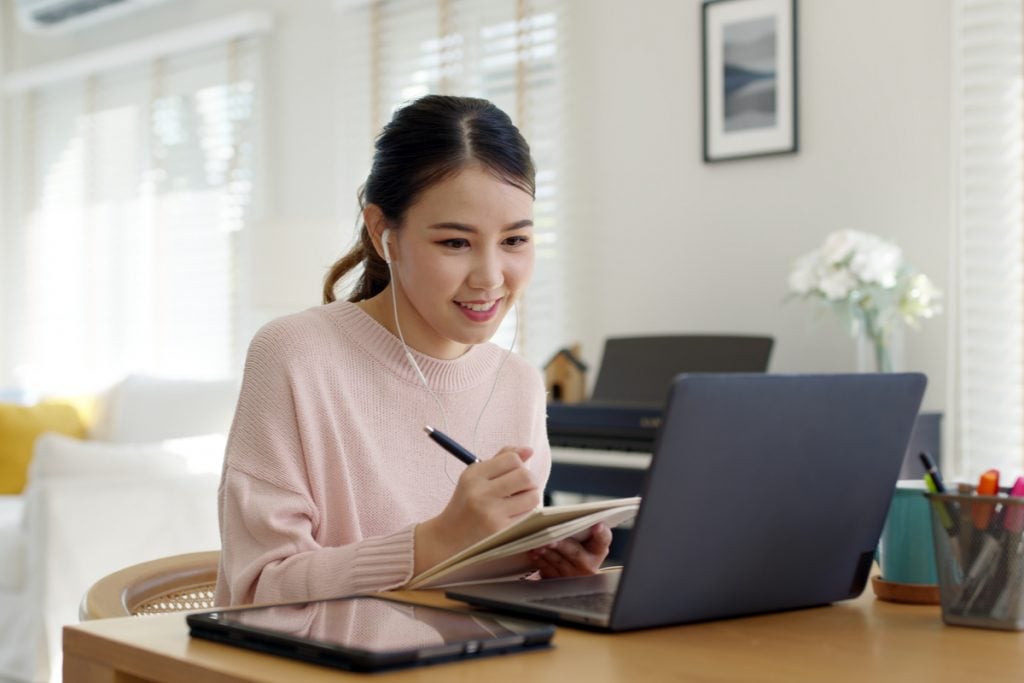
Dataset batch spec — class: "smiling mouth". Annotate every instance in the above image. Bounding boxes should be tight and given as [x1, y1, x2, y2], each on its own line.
[456, 300, 500, 312]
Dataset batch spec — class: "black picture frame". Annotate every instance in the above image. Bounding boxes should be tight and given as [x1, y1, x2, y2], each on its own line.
[702, 0, 798, 162]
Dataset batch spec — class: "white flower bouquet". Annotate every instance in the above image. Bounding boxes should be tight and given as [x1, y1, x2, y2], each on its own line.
[787, 230, 941, 372]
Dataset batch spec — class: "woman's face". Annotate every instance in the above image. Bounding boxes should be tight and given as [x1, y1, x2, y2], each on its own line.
[386, 165, 535, 359]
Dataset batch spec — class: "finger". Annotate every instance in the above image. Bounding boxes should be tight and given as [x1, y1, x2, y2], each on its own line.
[484, 481, 541, 521]
[458, 482, 540, 531]
[537, 544, 581, 576]
[453, 473, 539, 531]
[549, 539, 593, 573]
[535, 560, 563, 579]
[530, 548, 571, 578]
[487, 466, 540, 500]
[476, 448, 532, 479]
[582, 523, 613, 555]
[501, 488, 543, 519]
[456, 451, 525, 492]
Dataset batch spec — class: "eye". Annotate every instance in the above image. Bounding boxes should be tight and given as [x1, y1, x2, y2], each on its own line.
[503, 235, 531, 247]
[439, 238, 470, 249]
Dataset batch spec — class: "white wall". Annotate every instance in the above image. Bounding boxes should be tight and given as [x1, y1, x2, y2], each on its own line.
[2, 0, 952, 412]
[565, 0, 950, 412]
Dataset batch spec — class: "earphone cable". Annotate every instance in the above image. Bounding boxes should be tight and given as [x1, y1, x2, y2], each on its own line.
[471, 299, 519, 454]
[388, 262, 517, 485]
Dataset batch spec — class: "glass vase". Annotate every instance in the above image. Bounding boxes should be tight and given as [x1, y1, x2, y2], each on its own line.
[856, 327, 903, 373]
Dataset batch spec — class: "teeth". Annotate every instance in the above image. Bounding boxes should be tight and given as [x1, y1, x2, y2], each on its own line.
[459, 301, 497, 312]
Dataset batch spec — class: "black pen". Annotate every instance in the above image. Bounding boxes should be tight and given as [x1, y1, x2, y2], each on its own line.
[919, 452, 947, 492]
[423, 426, 480, 466]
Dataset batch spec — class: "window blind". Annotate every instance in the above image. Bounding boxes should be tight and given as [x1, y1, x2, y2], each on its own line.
[952, 0, 1024, 477]
[5, 34, 262, 395]
[336, 0, 569, 366]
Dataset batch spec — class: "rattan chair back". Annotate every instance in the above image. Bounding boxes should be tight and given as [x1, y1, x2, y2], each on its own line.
[80, 550, 219, 620]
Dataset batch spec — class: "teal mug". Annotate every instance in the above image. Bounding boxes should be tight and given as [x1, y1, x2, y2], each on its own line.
[877, 480, 938, 585]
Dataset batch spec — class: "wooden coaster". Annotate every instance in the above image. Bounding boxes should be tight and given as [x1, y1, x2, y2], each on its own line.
[871, 575, 941, 605]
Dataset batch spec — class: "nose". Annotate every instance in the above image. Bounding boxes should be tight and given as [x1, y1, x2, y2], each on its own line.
[467, 247, 504, 292]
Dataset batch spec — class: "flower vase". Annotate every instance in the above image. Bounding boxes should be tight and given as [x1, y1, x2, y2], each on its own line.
[856, 328, 903, 373]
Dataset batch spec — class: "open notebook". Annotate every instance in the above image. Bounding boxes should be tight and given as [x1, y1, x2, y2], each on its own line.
[404, 497, 640, 589]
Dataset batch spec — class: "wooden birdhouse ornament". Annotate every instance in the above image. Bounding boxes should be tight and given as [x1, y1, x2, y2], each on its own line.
[543, 344, 588, 403]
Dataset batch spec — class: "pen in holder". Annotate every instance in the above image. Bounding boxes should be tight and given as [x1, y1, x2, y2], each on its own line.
[926, 491, 1024, 630]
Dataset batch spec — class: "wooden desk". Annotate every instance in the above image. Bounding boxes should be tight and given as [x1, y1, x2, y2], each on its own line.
[64, 587, 1022, 683]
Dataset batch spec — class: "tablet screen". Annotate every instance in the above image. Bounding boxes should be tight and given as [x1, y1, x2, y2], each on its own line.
[188, 595, 554, 671]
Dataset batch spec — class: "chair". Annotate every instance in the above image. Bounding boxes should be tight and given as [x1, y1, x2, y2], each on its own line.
[79, 550, 220, 620]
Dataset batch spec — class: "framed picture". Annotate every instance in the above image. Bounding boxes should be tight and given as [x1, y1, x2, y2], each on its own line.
[702, 0, 798, 162]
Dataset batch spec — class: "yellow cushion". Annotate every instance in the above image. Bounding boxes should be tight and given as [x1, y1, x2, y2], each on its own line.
[44, 394, 99, 432]
[0, 402, 86, 494]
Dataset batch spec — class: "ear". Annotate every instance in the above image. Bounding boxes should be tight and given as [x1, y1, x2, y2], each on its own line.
[363, 204, 392, 263]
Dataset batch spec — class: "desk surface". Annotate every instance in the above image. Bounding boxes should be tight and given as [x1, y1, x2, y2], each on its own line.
[64, 587, 1023, 683]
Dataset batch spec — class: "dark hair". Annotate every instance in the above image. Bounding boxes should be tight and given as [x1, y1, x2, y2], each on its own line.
[323, 95, 536, 304]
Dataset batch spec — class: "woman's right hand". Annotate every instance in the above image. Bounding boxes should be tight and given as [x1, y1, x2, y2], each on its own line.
[414, 446, 540, 574]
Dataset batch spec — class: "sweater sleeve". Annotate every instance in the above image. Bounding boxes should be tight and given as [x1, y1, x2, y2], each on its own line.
[215, 467, 415, 605]
[214, 316, 415, 606]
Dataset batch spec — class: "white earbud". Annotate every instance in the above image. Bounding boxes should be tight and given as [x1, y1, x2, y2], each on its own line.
[381, 228, 392, 265]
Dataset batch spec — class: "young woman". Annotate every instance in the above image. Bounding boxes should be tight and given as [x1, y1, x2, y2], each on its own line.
[215, 95, 611, 606]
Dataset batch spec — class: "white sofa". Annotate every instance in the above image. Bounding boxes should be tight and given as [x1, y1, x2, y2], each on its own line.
[0, 375, 238, 683]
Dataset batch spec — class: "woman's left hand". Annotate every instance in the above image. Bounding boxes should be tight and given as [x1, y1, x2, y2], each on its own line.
[528, 523, 613, 578]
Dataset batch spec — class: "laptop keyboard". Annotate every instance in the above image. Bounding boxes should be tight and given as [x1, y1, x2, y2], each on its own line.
[529, 591, 616, 614]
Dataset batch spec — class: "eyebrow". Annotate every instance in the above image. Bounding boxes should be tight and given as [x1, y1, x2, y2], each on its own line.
[427, 219, 534, 233]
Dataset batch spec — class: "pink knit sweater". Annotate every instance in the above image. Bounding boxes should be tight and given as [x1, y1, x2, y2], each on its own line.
[214, 301, 551, 606]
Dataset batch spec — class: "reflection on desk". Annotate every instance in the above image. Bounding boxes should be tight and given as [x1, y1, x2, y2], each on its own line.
[63, 587, 1023, 683]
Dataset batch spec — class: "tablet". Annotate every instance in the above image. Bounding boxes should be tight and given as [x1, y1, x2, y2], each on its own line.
[186, 595, 555, 672]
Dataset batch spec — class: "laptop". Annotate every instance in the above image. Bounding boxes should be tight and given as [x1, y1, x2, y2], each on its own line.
[447, 372, 927, 631]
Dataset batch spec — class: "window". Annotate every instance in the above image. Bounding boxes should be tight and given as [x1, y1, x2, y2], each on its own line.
[3, 20, 265, 395]
[951, 0, 1023, 477]
[336, 0, 570, 366]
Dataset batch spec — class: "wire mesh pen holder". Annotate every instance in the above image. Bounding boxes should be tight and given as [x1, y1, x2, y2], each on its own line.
[926, 491, 1024, 630]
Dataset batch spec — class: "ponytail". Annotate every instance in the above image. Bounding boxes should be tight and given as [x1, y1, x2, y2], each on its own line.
[322, 221, 391, 304]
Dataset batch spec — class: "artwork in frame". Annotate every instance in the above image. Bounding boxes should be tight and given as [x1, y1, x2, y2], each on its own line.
[702, 0, 798, 162]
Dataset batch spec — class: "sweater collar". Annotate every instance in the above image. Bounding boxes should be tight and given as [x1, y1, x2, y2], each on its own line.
[324, 300, 503, 392]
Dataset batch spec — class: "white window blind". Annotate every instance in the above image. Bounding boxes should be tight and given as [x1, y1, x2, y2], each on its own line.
[5, 33, 262, 395]
[337, 0, 570, 366]
[952, 0, 1024, 478]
